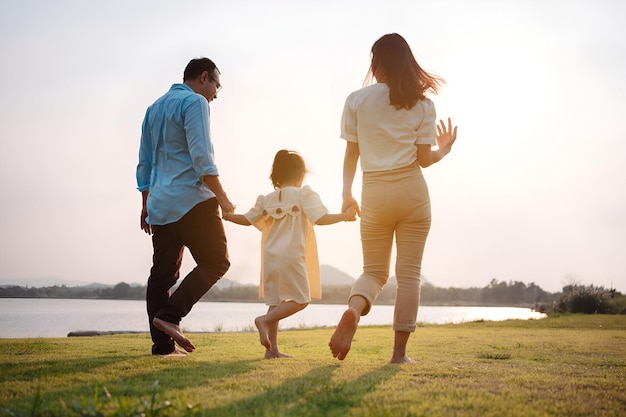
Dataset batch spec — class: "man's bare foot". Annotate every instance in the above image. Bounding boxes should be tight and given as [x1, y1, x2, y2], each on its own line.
[390, 354, 415, 364]
[254, 316, 272, 350]
[164, 347, 189, 357]
[264, 350, 292, 359]
[329, 308, 359, 360]
[153, 318, 195, 353]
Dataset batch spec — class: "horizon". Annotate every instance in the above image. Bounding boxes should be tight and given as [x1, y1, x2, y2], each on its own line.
[1, 264, 622, 294]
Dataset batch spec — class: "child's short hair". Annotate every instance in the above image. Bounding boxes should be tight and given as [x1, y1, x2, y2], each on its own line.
[270, 150, 306, 189]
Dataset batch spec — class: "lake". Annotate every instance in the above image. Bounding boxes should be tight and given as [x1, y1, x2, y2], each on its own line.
[0, 298, 547, 338]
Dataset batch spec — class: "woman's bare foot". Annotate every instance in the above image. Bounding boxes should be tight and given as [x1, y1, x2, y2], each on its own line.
[264, 350, 292, 359]
[254, 316, 272, 350]
[153, 318, 195, 353]
[329, 308, 360, 360]
[390, 354, 415, 364]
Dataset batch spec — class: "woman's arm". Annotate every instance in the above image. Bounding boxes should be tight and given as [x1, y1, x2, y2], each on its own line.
[417, 118, 457, 168]
[222, 213, 251, 226]
[342, 141, 361, 215]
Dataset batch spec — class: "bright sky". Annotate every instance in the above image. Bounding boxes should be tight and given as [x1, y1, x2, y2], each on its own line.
[1, 0, 624, 293]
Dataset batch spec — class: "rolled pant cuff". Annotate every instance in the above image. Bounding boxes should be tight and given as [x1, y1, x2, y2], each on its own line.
[393, 323, 417, 333]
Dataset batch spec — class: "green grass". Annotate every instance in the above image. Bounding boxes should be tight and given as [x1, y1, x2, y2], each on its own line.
[1, 315, 625, 416]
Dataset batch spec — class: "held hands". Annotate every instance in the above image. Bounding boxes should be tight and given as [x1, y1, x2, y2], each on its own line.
[436, 118, 458, 151]
[342, 196, 361, 217]
[217, 197, 236, 218]
[343, 204, 358, 222]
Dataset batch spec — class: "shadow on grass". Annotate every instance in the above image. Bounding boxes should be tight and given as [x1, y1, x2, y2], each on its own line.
[204, 364, 400, 417]
[108, 358, 259, 393]
[1, 355, 138, 382]
[1, 355, 258, 415]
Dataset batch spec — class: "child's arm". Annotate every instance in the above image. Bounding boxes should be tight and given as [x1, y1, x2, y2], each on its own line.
[223, 213, 252, 226]
[315, 205, 358, 225]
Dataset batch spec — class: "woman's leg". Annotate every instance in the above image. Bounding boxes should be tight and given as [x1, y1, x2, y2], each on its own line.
[391, 223, 428, 363]
[390, 331, 413, 363]
[330, 176, 395, 360]
[390, 173, 431, 363]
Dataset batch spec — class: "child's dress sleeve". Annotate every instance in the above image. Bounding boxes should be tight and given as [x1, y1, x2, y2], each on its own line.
[244, 195, 267, 231]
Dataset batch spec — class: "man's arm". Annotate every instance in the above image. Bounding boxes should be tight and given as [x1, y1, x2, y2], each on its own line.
[203, 175, 235, 215]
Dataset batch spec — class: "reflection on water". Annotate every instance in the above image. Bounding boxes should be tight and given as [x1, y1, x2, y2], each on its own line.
[0, 298, 546, 338]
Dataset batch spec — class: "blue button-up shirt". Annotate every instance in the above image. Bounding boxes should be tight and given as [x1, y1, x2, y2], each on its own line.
[136, 84, 219, 225]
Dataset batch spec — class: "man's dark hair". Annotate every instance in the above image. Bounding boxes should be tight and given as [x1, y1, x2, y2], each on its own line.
[183, 58, 219, 82]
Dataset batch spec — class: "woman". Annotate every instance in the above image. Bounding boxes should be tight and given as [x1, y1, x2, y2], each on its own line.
[329, 33, 458, 363]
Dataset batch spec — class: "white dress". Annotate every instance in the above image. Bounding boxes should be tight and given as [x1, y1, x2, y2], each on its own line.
[244, 185, 329, 305]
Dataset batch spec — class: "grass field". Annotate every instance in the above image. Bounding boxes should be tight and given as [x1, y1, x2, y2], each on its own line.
[1, 315, 625, 416]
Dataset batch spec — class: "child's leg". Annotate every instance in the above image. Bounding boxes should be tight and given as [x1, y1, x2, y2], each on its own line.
[255, 301, 307, 353]
[265, 319, 287, 359]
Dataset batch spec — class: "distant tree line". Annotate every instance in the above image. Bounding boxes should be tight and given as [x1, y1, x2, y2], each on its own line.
[1, 279, 623, 313]
[0, 282, 146, 300]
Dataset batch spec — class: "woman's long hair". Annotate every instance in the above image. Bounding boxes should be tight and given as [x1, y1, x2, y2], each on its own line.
[365, 33, 444, 110]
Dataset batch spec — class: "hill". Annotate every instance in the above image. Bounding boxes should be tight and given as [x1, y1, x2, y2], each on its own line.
[320, 265, 356, 286]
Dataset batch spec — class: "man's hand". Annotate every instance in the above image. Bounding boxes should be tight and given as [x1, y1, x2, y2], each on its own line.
[140, 206, 152, 234]
[140, 190, 152, 234]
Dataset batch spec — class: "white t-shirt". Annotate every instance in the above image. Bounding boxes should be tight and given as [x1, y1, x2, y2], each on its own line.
[340, 83, 437, 172]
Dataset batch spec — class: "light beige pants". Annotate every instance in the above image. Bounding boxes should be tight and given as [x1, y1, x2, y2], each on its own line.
[350, 164, 431, 332]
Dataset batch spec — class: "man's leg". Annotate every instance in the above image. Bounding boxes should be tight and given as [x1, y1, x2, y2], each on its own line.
[155, 199, 230, 337]
[147, 224, 184, 355]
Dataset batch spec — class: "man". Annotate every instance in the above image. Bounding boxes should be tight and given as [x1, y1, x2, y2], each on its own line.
[136, 57, 234, 355]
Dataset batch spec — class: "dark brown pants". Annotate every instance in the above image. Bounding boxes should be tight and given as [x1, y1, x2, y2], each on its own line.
[146, 198, 230, 354]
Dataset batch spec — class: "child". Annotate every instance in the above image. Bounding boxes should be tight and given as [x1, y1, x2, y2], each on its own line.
[223, 150, 357, 358]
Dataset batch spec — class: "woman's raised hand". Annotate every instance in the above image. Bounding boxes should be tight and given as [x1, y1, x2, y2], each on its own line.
[436, 118, 457, 151]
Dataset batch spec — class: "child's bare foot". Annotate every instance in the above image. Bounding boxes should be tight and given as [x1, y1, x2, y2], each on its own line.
[329, 308, 359, 360]
[390, 354, 415, 364]
[264, 350, 292, 359]
[153, 318, 195, 353]
[254, 316, 272, 350]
